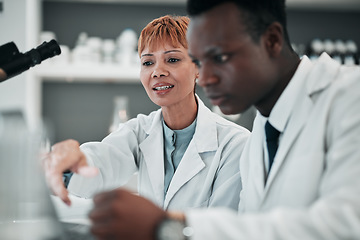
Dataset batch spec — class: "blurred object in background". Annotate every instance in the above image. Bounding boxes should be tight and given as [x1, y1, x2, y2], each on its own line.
[76, 32, 88, 47]
[109, 95, 130, 133]
[294, 38, 360, 65]
[323, 39, 336, 59]
[345, 39, 359, 66]
[115, 28, 138, 67]
[291, 42, 306, 58]
[102, 39, 116, 64]
[59, 28, 139, 67]
[40, 31, 57, 45]
[0, 111, 64, 240]
[86, 37, 103, 64]
[55, 45, 70, 65]
[309, 38, 325, 60]
[333, 39, 347, 64]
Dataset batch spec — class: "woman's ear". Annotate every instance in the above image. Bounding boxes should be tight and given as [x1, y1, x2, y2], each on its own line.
[195, 72, 199, 82]
[263, 22, 284, 57]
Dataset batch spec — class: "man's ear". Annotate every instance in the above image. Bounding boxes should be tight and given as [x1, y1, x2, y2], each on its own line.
[263, 22, 284, 57]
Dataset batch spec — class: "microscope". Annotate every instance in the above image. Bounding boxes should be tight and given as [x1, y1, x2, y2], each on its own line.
[0, 39, 61, 82]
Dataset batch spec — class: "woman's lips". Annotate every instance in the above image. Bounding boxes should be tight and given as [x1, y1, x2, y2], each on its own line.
[152, 83, 174, 94]
[153, 85, 174, 91]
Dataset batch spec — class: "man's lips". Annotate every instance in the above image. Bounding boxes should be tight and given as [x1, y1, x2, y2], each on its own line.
[208, 95, 226, 106]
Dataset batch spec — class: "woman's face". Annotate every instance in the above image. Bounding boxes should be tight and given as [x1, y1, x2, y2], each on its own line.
[140, 42, 198, 108]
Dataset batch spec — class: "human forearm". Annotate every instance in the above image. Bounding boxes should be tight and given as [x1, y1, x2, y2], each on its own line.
[185, 197, 360, 240]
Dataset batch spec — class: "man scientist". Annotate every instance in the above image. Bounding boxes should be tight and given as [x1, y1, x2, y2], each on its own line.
[81, 0, 360, 239]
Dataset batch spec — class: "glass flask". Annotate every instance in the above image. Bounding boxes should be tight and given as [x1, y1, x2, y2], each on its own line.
[109, 96, 129, 133]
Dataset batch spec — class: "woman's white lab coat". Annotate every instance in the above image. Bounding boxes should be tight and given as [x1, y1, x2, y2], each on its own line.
[68, 97, 250, 210]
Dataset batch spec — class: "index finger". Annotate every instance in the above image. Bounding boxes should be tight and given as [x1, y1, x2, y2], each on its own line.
[46, 169, 71, 206]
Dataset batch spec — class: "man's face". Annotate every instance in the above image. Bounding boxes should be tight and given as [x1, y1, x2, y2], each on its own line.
[187, 2, 278, 115]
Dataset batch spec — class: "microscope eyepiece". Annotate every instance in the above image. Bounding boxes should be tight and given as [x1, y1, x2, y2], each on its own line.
[0, 39, 61, 82]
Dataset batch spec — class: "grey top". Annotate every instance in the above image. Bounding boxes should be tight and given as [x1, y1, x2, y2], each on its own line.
[162, 117, 197, 195]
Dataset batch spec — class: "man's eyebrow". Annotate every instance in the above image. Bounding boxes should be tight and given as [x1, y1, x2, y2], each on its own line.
[188, 46, 222, 60]
[188, 53, 197, 60]
[204, 46, 222, 55]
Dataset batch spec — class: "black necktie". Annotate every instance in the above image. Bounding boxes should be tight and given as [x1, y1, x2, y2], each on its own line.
[265, 121, 280, 172]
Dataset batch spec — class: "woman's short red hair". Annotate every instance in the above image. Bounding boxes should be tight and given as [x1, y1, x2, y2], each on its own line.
[138, 15, 190, 56]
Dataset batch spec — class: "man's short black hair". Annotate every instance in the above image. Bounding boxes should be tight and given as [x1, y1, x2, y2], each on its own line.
[186, 0, 291, 46]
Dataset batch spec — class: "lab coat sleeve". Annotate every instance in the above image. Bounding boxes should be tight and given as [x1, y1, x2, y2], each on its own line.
[207, 129, 249, 210]
[185, 72, 360, 239]
[68, 119, 140, 198]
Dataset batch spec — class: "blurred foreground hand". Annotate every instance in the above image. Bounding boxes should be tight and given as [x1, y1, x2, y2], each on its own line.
[89, 188, 168, 240]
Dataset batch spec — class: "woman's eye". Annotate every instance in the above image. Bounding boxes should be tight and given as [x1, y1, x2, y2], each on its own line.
[214, 54, 230, 63]
[168, 58, 180, 63]
[142, 61, 153, 66]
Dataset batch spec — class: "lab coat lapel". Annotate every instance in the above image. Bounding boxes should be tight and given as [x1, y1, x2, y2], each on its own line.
[264, 53, 339, 194]
[139, 111, 165, 205]
[163, 98, 214, 209]
[241, 114, 267, 210]
[164, 140, 205, 208]
[264, 93, 312, 190]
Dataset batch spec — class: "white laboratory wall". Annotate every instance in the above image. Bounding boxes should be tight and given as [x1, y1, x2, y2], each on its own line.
[0, 0, 27, 112]
[2, 0, 359, 142]
[0, 0, 41, 129]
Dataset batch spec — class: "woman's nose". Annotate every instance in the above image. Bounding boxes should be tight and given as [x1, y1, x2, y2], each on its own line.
[151, 63, 169, 78]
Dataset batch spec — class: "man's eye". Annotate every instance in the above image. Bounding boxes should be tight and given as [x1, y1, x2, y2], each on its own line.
[142, 61, 153, 66]
[192, 59, 201, 68]
[214, 54, 230, 63]
[168, 58, 180, 63]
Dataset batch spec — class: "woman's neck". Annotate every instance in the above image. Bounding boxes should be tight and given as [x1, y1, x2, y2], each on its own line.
[162, 94, 198, 130]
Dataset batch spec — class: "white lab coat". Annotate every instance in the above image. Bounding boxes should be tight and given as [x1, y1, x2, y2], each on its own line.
[186, 53, 360, 239]
[68, 97, 250, 210]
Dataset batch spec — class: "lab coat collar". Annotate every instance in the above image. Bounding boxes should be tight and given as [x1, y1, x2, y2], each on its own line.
[193, 95, 218, 152]
[264, 53, 341, 198]
[240, 53, 341, 210]
[268, 55, 312, 133]
[164, 139, 206, 209]
[140, 95, 218, 208]
[164, 96, 218, 208]
[143, 95, 218, 151]
[140, 95, 217, 147]
[305, 53, 340, 96]
[139, 109, 165, 206]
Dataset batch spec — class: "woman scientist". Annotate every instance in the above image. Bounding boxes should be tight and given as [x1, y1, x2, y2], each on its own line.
[43, 15, 250, 211]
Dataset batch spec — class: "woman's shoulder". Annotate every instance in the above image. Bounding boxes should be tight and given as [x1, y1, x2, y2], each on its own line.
[198, 99, 249, 134]
[125, 108, 162, 130]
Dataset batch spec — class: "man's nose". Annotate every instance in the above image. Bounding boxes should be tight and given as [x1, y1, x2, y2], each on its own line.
[197, 65, 219, 87]
[151, 63, 169, 78]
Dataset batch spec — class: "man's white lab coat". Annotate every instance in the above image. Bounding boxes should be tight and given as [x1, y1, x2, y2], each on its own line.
[186, 54, 360, 239]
